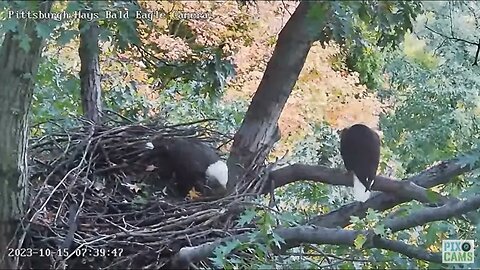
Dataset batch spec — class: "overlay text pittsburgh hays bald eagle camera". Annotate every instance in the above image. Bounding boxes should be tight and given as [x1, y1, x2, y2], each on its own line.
[340, 124, 381, 202]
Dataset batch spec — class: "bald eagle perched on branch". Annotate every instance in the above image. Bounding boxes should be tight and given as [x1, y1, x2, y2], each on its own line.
[340, 124, 380, 202]
[147, 137, 228, 198]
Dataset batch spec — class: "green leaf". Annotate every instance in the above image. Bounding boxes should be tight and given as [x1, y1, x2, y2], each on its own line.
[350, 215, 361, 224]
[424, 225, 439, 246]
[18, 34, 31, 52]
[279, 212, 300, 226]
[237, 208, 256, 227]
[57, 30, 77, 45]
[211, 240, 241, 268]
[458, 151, 480, 170]
[254, 242, 268, 256]
[271, 232, 286, 249]
[374, 224, 386, 237]
[222, 239, 241, 256]
[366, 208, 378, 221]
[35, 22, 55, 39]
[306, 2, 330, 35]
[1, 19, 18, 32]
[339, 261, 355, 270]
[357, 4, 371, 23]
[247, 231, 259, 244]
[210, 251, 225, 268]
[354, 234, 367, 249]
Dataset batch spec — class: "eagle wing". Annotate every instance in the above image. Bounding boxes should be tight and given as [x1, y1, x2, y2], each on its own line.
[340, 125, 380, 191]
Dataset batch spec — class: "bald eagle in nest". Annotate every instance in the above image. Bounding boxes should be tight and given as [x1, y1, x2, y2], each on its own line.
[146, 137, 228, 198]
[340, 124, 380, 202]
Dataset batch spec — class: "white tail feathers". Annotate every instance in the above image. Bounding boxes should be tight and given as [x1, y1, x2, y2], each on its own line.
[353, 174, 371, 202]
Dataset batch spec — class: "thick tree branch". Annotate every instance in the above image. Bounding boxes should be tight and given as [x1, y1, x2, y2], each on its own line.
[170, 184, 480, 267]
[311, 156, 473, 228]
[170, 226, 441, 268]
[79, 19, 102, 124]
[0, 1, 53, 268]
[268, 164, 449, 204]
[276, 227, 441, 263]
[384, 195, 480, 233]
[227, 1, 322, 191]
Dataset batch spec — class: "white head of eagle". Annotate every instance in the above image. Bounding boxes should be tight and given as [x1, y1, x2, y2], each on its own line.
[340, 124, 380, 202]
[147, 138, 228, 197]
[206, 160, 228, 190]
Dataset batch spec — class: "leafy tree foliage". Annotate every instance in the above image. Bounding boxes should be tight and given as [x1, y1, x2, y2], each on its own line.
[317, 1, 422, 90]
[32, 57, 81, 133]
[280, 124, 346, 210]
[375, 2, 480, 269]
[125, 1, 240, 99]
[10, 0, 480, 269]
[381, 1, 480, 175]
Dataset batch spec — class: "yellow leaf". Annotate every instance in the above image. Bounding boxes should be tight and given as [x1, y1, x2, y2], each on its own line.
[354, 234, 367, 249]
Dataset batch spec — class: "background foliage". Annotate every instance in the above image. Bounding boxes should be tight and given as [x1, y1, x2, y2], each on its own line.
[6, 0, 479, 268]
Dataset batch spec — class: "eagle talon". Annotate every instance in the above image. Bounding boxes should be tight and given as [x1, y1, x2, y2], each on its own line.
[187, 187, 202, 200]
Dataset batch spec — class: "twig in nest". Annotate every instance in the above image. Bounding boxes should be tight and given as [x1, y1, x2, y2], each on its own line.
[24, 119, 253, 269]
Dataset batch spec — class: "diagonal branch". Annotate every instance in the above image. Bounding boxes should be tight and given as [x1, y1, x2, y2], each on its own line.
[227, 1, 321, 191]
[311, 157, 473, 228]
[170, 226, 441, 268]
[170, 179, 480, 267]
[276, 227, 441, 263]
[168, 152, 480, 267]
[384, 195, 480, 233]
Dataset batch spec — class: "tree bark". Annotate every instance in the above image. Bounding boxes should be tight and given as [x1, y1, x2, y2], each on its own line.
[311, 157, 472, 228]
[169, 157, 478, 267]
[79, 19, 102, 124]
[0, 1, 53, 268]
[227, 1, 321, 191]
[267, 163, 454, 204]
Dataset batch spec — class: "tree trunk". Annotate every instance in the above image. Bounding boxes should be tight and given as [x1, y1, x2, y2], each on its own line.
[79, 19, 102, 124]
[227, 1, 320, 190]
[0, 2, 53, 268]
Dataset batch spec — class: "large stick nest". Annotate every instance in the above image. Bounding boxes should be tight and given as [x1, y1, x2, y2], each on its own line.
[22, 117, 268, 269]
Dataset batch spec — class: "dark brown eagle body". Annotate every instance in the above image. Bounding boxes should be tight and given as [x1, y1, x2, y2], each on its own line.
[149, 137, 228, 197]
[340, 124, 380, 202]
